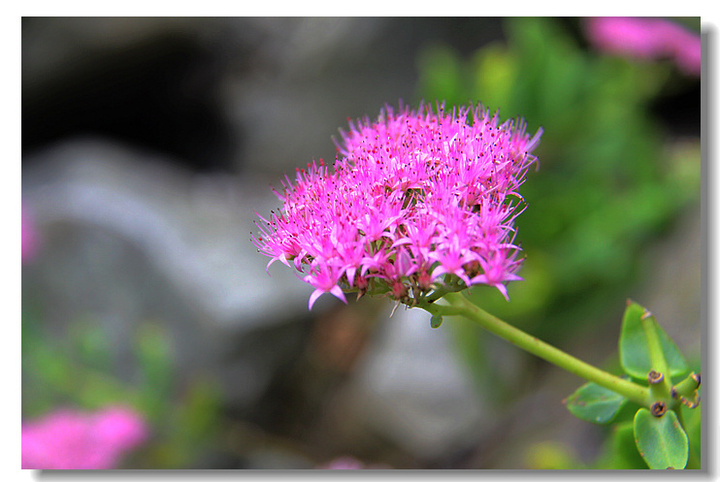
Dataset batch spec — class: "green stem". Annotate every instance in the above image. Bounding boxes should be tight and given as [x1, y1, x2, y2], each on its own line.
[424, 280, 464, 303]
[672, 372, 700, 400]
[421, 292, 651, 407]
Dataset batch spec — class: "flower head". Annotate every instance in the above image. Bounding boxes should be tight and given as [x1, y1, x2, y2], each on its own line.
[22, 406, 148, 470]
[585, 17, 701, 76]
[252, 102, 541, 309]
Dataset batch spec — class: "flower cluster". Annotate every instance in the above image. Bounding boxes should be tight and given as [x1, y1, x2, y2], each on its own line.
[22, 406, 148, 470]
[584, 17, 701, 77]
[252, 103, 541, 309]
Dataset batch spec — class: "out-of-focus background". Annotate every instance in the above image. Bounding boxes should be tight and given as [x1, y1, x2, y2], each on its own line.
[22, 17, 701, 469]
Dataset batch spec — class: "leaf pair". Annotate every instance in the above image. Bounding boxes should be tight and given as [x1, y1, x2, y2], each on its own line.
[565, 300, 695, 469]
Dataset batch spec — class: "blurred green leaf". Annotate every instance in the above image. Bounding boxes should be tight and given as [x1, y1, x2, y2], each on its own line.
[136, 322, 174, 389]
[619, 301, 689, 380]
[471, 44, 516, 113]
[594, 421, 648, 469]
[634, 408, 688, 469]
[70, 320, 114, 370]
[416, 44, 466, 106]
[75, 370, 141, 411]
[525, 441, 582, 469]
[681, 401, 701, 468]
[133, 322, 175, 423]
[32, 347, 74, 393]
[176, 378, 222, 441]
[151, 378, 222, 468]
[565, 381, 627, 424]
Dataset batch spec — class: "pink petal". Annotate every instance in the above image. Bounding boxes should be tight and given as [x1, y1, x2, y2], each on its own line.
[330, 285, 348, 304]
[308, 289, 325, 310]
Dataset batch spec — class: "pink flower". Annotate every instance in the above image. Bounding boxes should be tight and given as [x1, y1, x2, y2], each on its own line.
[252, 103, 541, 308]
[320, 456, 366, 470]
[318, 456, 388, 469]
[21, 207, 37, 262]
[304, 262, 348, 310]
[585, 17, 701, 76]
[22, 406, 148, 470]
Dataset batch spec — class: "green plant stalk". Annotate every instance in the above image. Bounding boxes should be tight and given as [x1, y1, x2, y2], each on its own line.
[420, 292, 651, 407]
[673, 372, 700, 400]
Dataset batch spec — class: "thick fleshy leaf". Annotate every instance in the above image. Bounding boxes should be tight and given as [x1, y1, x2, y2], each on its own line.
[634, 408, 689, 469]
[565, 381, 627, 424]
[619, 301, 689, 379]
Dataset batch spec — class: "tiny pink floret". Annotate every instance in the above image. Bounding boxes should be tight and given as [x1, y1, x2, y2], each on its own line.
[252, 103, 541, 309]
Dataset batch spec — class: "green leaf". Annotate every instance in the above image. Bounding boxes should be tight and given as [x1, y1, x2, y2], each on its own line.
[565, 381, 627, 424]
[680, 392, 702, 468]
[634, 408, 689, 469]
[430, 313, 443, 329]
[619, 301, 689, 379]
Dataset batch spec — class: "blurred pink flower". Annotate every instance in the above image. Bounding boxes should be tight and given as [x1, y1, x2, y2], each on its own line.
[21, 208, 37, 262]
[22, 406, 148, 470]
[319, 456, 388, 470]
[320, 456, 366, 470]
[585, 17, 701, 76]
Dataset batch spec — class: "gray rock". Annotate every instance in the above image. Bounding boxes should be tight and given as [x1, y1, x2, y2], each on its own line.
[343, 306, 494, 461]
[24, 138, 312, 327]
[22, 138, 315, 406]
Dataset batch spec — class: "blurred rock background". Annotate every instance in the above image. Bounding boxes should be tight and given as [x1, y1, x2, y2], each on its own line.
[22, 17, 701, 469]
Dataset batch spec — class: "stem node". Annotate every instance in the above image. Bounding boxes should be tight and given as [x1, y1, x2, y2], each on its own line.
[651, 401, 667, 417]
